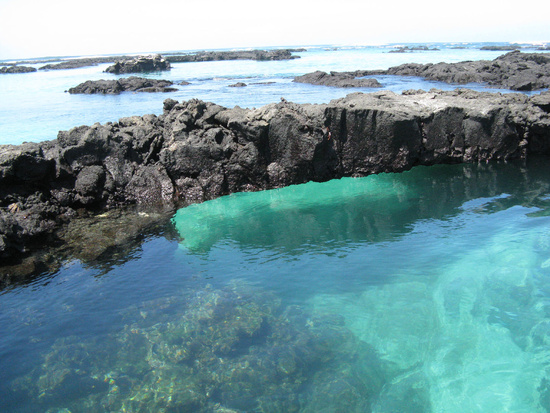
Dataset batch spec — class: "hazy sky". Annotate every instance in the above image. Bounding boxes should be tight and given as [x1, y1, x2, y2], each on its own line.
[0, 0, 548, 59]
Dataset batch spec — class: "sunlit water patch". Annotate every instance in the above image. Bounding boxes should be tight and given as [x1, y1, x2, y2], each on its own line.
[3, 160, 550, 411]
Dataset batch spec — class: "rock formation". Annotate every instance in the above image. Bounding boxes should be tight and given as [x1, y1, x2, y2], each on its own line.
[166, 49, 303, 62]
[68, 77, 177, 94]
[363, 51, 550, 91]
[1, 89, 549, 271]
[105, 54, 171, 74]
[293, 71, 382, 88]
[0, 65, 37, 74]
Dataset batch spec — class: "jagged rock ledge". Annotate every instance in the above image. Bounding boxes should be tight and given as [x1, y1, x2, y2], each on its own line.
[68, 77, 177, 94]
[1, 89, 550, 277]
[166, 49, 303, 62]
[28, 49, 303, 71]
[0, 65, 37, 74]
[364, 51, 550, 91]
[296, 51, 550, 91]
[105, 54, 171, 74]
[293, 71, 382, 88]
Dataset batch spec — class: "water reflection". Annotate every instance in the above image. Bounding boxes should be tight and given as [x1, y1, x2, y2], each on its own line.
[173, 159, 550, 254]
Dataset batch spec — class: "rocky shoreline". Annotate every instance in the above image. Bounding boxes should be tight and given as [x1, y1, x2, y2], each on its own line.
[1, 88, 550, 280]
[295, 51, 550, 91]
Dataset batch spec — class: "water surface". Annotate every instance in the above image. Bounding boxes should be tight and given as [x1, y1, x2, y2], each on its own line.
[1, 42, 546, 145]
[3, 159, 550, 412]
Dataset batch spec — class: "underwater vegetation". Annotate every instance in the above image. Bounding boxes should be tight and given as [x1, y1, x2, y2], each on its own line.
[11, 282, 386, 412]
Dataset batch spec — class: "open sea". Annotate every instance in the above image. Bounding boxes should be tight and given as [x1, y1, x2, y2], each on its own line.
[2, 42, 550, 412]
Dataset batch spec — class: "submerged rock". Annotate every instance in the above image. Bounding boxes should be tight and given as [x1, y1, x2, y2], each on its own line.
[12, 282, 385, 412]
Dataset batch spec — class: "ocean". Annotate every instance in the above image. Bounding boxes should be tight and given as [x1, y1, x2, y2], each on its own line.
[1, 42, 550, 412]
[0, 42, 544, 146]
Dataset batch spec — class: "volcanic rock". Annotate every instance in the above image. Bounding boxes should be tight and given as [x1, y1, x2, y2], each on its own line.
[293, 71, 382, 88]
[68, 77, 177, 94]
[363, 51, 550, 91]
[0, 65, 37, 74]
[1, 89, 549, 268]
[167, 49, 302, 63]
[105, 54, 170, 74]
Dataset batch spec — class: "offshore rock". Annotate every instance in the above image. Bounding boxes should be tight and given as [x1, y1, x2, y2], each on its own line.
[166, 49, 302, 62]
[68, 77, 177, 94]
[1, 90, 549, 267]
[0, 65, 37, 74]
[364, 51, 550, 91]
[293, 71, 382, 88]
[104, 54, 170, 74]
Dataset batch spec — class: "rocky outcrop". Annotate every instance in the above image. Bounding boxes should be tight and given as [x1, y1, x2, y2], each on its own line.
[68, 77, 177, 94]
[105, 55, 170, 74]
[293, 71, 382, 88]
[480, 45, 522, 51]
[1, 89, 550, 268]
[0, 65, 37, 74]
[389, 46, 439, 53]
[364, 51, 550, 91]
[167, 49, 303, 63]
[24, 49, 303, 71]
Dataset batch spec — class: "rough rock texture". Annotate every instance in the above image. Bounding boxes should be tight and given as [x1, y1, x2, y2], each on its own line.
[68, 77, 177, 94]
[167, 49, 303, 62]
[364, 51, 550, 91]
[1, 89, 550, 265]
[105, 55, 170, 74]
[293, 71, 382, 88]
[0, 65, 37, 74]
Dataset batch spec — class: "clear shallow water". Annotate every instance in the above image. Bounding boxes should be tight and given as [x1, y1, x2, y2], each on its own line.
[0, 42, 546, 145]
[3, 160, 550, 411]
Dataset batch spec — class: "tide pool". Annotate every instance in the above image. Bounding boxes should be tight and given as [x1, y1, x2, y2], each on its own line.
[3, 160, 550, 411]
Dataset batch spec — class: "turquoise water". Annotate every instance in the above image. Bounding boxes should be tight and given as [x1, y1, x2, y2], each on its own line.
[2, 42, 550, 411]
[0, 42, 546, 145]
[3, 160, 550, 411]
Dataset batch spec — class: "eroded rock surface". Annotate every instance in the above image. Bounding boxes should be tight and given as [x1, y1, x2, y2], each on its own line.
[1, 89, 549, 270]
[105, 55, 170, 74]
[68, 77, 177, 94]
[364, 51, 550, 91]
[293, 71, 382, 88]
[0, 65, 37, 74]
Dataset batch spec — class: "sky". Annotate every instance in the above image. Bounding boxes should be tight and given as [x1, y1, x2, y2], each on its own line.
[0, 0, 549, 60]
